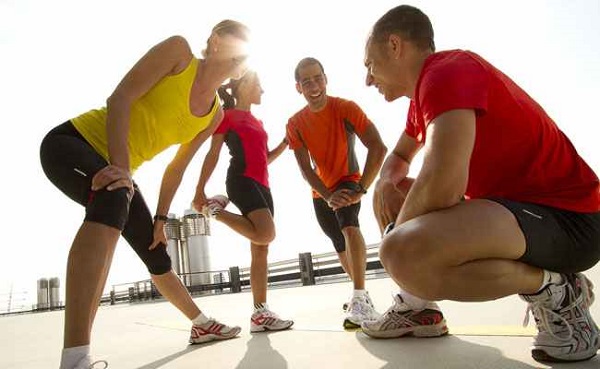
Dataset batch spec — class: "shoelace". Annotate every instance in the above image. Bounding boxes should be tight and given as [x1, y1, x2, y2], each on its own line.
[376, 305, 418, 328]
[522, 302, 574, 342]
[580, 275, 594, 307]
[89, 360, 108, 369]
[522, 281, 589, 343]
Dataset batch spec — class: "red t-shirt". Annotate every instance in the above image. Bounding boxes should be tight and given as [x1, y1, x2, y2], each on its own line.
[286, 96, 372, 197]
[215, 109, 269, 188]
[406, 50, 599, 212]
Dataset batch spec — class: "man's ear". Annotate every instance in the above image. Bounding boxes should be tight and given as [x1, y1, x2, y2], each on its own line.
[295, 82, 302, 94]
[388, 34, 403, 59]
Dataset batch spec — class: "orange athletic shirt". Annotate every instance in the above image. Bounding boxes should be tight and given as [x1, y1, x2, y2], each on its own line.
[286, 96, 372, 198]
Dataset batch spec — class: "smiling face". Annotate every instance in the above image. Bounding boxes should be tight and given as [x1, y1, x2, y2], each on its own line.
[364, 36, 406, 102]
[295, 62, 328, 111]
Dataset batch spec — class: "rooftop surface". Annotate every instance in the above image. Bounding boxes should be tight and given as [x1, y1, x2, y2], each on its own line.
[2, 264, 599, 369]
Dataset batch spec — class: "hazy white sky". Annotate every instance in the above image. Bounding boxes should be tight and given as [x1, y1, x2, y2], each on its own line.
[1, 0, 598, 307]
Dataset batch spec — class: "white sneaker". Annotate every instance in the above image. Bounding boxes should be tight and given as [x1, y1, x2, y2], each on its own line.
[189, 318, 241, 344]
[343, 291, 375, 312]
[250, 308, 294, 332]
[361, 293, 448, 338]
[202, 195, 230, 218]
[73, 356, 108, 369]
[520, 273, 600, 362]
[343, 295, 380, 329]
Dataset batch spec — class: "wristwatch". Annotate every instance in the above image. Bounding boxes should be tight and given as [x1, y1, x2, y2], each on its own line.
[153, 214, 169, 222]
[354, 182, 367, 194]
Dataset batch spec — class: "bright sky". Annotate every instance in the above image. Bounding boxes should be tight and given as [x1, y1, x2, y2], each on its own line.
[1, 0, 598, 308]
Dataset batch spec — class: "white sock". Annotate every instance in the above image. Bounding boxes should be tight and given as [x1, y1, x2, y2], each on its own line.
[537, 270, 564, 292]
[352, 289, 367, 298]
[60, 345, 89, 369]
[192, 312, 210, 325]
[398, 289, 428, 310]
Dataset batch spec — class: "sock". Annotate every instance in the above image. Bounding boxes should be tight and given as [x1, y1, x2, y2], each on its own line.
[192, 312, 210, 326]
[254, 302, 268, 311]
[537, 270, 564, 292]
[352, 289, 367, 299]
[398, 289, 428, 310]
[59, 345, 89, 369]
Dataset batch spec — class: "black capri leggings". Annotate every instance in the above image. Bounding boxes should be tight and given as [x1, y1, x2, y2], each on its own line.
[39, 121, 171, 275]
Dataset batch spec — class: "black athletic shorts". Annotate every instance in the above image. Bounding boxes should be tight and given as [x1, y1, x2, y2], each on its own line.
[226, 175, 274, 216]
[39, 121, 172, 275]
[490, 198, 600, 273]
[312, 181, 361, 253]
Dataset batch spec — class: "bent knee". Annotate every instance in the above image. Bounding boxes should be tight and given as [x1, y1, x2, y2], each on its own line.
[85, 187, 132, 230]
[253, 226, 276, 245]
[379, 228, 423, 267]
[379, 228, 445, 300]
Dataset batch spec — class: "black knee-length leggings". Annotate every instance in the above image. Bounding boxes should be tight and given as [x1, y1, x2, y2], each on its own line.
[39, 121, 171, 275]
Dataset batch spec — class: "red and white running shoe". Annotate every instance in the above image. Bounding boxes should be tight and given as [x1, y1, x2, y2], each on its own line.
[189, 318, 241, 344]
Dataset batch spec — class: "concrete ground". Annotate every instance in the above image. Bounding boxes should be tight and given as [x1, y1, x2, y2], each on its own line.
[2, 264, 600, 369]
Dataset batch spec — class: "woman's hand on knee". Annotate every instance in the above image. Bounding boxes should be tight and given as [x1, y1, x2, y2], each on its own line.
[148, 222, 167, 250]
[92, 165, 133, 197]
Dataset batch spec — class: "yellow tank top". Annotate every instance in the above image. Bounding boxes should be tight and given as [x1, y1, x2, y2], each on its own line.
[72, 57, 220, 172]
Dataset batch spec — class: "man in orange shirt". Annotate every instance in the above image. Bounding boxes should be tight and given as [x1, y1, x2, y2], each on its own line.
[286, 57, 387, 328]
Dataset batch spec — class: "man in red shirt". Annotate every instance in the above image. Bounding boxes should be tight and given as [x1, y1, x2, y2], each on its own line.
[361, 4, 600, 363]
[286, 57, 387, 329]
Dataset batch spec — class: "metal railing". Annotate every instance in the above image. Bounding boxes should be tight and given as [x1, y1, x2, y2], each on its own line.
[103, 243, 385, 305]
[1, 243, 386, 314]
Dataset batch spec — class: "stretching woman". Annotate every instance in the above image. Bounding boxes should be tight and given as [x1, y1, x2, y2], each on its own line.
[40, 20, 250, 369]
[193, 70, 293, 332]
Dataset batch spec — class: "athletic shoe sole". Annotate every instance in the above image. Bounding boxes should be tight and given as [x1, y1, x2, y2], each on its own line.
[250, 321, 294, 333]
[189, 327, 242, 344]
[532, 347, 599, 363]
[343, 318, 364, 330]
[362, 321, 449, 338]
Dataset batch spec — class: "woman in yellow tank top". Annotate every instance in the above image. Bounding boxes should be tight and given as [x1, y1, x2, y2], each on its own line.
[40, 20, 251, 369]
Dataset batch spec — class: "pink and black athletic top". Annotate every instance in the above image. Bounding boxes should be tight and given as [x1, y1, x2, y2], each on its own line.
[214, 109, 270, 188]
[405, 49, 599, 213]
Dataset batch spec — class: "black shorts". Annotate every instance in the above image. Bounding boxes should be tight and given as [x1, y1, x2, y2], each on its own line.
[39, 121, 172, 275]
[489, 198, 600, 273]
[226, 175, 274, 216]
[312, 181, 361, 253]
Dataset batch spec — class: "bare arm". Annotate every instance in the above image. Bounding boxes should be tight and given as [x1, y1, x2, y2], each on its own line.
[106, 36, 193, 171]
[292, 146, 332, 200]
[373, 131, 422, 232]
[192, 134, 226, 210]
[267, 137, 288, 164]
[154, 107, 223, 218]
[356, 124, 387, 191]
[92, 36, 193, 193]
[396, 109, 475, 225]
[380, 132, 422, 185]
[148, 107, 223, 250]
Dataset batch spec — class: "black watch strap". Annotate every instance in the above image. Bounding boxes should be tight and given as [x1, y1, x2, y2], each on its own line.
[153, 214, 169, 222]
